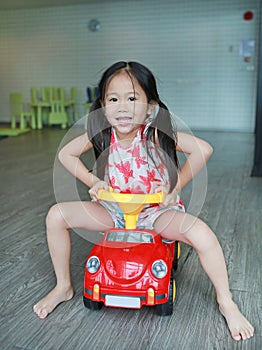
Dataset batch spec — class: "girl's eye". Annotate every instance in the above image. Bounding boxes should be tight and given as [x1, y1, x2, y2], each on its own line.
[107, 96, 136, 103]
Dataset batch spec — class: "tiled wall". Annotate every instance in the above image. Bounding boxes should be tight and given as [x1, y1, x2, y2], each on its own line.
[0, 0, 260, 131]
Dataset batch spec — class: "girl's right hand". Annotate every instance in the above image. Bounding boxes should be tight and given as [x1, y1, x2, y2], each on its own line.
[89, 181, 109, 201]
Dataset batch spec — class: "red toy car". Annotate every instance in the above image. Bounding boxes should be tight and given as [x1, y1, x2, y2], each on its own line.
[83, 190, 180, 316]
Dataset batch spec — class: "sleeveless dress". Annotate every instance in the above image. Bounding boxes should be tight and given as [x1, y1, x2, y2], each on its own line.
[100, 126, 185, 229]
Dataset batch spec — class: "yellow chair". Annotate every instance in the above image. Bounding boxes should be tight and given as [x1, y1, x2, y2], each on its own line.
[48, 100, 69, 129]
[10, 92, 36, 129]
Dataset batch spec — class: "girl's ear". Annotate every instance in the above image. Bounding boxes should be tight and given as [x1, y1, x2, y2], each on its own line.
[147, 100, 158, 115]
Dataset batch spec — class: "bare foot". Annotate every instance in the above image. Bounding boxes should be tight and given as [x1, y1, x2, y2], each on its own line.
[33, 286, 74, 319]
[218, 299, 254, 341]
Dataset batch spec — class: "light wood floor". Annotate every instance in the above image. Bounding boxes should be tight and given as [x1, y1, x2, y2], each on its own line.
[0, 128, 261, 350]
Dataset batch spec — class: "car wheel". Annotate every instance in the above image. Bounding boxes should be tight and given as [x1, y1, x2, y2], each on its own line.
[156, 272, 176, 316]
[173, 242, 180, 271]
[83, 296, 103, 310]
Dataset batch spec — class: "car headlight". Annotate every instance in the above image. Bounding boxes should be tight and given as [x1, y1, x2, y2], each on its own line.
[152, 260, 167, 278]
[87, 256, 100, 273]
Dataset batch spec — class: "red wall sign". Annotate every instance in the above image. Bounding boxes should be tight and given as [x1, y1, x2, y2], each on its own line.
[243, 11, 254, 21]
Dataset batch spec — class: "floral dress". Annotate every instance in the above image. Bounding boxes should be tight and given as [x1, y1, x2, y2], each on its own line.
[100, 126, 185, 229]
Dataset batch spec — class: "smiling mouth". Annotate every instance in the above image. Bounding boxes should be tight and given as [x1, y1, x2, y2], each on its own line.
[115, 116, 133, 125]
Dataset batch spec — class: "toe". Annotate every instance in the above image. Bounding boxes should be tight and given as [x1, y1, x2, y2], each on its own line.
[232, 325, 254, 341]
[246, 325, 254, 339]
[39, 310, 48, 319]
[248, 323, 255, 336]
[33, 304, 39, 314]
[232, 331, 241, 341]
[33, 304, 48, 319]
[230, 326, 241, 341]
[239, 323, 254, 340]
[240, 329, 248, 340]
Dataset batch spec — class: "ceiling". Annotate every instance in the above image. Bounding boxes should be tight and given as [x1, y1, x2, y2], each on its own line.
[0, 0, 106, 11]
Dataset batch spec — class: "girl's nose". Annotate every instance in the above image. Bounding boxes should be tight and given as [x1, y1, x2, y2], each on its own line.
[117, 100, 129, 112]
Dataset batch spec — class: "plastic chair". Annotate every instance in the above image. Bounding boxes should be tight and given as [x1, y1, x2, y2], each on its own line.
[58, 87, 65, 102]
[30, 88, 51, 129]
[70, 87, 78, 122]
[64, 87, 78, 123]
[86, 86, 98, 103]
[41, 87, 54, 103]
[48, 100, 68, 129]
[10, 93, 36, 129]
[31, 87, 39, 104]
[50, 87, 61, 101]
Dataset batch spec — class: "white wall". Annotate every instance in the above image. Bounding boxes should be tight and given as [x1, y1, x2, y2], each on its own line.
[0, 0, 260, 131]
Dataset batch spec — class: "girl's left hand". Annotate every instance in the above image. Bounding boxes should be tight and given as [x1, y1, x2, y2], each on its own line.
[154, 186, 179, 207]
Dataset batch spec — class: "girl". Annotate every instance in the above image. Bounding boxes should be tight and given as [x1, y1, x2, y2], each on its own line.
[33, 61, 254, 341]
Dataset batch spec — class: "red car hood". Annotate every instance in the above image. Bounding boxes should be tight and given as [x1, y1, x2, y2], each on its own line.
[101, 243, 157, 284]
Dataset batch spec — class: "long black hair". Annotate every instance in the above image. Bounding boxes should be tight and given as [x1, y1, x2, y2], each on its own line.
[87, 61, 179, 192]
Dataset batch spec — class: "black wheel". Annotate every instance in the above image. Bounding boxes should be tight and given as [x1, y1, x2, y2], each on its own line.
[83, 296, 103, 310]
[156, 272, 176, 316]
[172, 242, 180, 271]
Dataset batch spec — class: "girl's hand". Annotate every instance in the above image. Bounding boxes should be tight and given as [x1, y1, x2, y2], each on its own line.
[162, 188, 179, 207]
[89, 181, 109, 201]
[154, 186, 179, 207]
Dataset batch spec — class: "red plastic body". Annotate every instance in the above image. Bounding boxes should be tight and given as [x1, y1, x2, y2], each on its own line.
[83, 228, 176, 309]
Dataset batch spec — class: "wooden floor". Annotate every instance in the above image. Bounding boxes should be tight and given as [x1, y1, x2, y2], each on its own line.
[0, 128, 261, 350]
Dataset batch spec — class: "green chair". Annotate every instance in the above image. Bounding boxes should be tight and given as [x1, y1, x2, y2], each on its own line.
[58, 87, 65, 102]
[30, 88, 51, 129]
[41, 87, 53, 103]
[70, 87, 78, 122]
[52, 87, 60, 101]
[10, 92, 36, 129]
[64, 87, 78, 123]
[31, 87, 39, 104]
[48, 100, 69, 129]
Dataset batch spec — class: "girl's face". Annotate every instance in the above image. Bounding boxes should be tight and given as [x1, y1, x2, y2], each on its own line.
[103, 71, 155, 141]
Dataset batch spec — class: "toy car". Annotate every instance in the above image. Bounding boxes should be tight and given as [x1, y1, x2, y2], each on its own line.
[83, 189, 180, 316]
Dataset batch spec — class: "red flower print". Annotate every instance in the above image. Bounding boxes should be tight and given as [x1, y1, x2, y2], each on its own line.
[116, 161, 134, 184]
[109, 141, 119, 154]
[130, 185, 144, 194]
[127, 144, 147, 169]
[110, 176, 121, 191]
[139, 169, 158, 193]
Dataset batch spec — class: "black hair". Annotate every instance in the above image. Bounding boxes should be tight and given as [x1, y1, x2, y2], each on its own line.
[87, 61, 179, 192]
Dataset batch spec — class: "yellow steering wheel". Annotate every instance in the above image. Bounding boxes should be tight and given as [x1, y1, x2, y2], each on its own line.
[98, 187, 166, 229]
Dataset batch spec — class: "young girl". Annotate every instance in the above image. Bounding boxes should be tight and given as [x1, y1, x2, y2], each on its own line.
[33, 61, 254, 341]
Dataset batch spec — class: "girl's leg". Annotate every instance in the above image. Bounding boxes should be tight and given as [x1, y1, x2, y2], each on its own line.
[33, 201, 114, 319]
[154, 210, 254, 341]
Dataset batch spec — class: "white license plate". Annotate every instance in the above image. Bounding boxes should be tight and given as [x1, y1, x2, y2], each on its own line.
[105, 295, 141, 308]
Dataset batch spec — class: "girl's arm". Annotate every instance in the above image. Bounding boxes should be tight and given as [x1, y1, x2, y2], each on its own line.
[162, 131, 213, 206]
[175, 131, 213, 192]
[58, 133, 100, 188]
